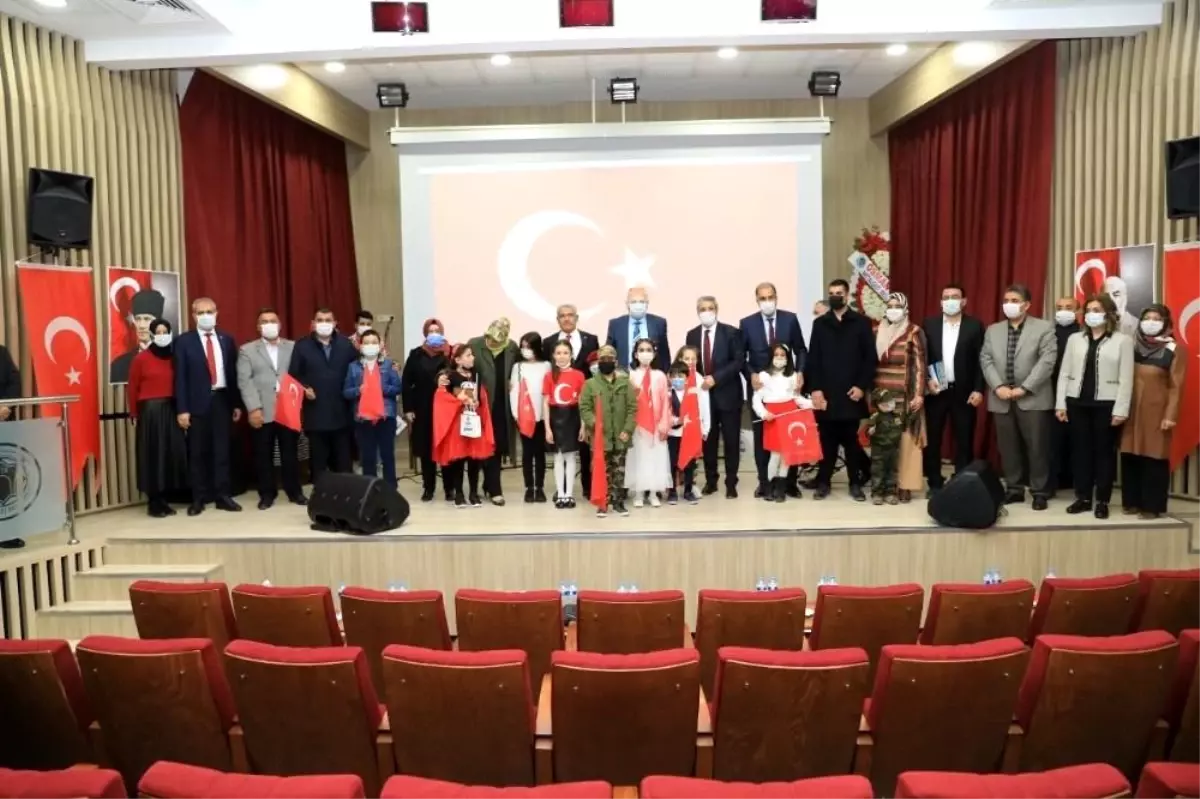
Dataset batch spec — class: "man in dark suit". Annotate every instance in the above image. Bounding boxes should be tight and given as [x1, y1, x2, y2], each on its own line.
[543, 303, 599, 497]
[605, 287, 670, 372]
[740, 281, 807, 498]
[1050, 295, 1081, 495]
[288, 307, 358, 483]
[686, 296, 745, 497]
[921, 282, 986, 495]
[174, 296, 243, 515]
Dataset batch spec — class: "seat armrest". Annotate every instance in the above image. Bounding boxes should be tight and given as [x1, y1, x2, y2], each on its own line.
[697, 686, 711, 734]
[536, 674, 553, 736]
[565, 621, 579, 652]
[613, 788, 639, 799]
[683, 623, 695, 649]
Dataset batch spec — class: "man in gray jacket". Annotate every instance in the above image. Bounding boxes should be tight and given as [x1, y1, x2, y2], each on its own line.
[980, 283, 1057, 510]
[237, 307, 306, 510]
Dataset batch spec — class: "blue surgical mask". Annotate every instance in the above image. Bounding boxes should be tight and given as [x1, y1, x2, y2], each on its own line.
[426, 332, 445, 347]
[670, 377, 686, 391]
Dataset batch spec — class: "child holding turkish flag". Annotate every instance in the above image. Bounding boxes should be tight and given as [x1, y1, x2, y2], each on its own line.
[579, 345, 638, 518]
[624, 338, 672, 507]
[752, 342, 812, 503]
[434, 344, 496, 508]
[509, 332, 550, 504]
[343, 329, 403, 489]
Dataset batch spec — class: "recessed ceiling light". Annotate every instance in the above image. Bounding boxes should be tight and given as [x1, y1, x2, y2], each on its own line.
[953, 41, 998, 66]
[34, 0, 67, 7]
[717, 47, 739, 60]
[885, 44, 909, 57]
[245, 64, 289, 91]
[490, 54, 512, 67]
[324, 61, 346, 74]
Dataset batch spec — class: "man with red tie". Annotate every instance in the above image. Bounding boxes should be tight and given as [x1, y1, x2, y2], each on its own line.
[174, 297, 243, 516]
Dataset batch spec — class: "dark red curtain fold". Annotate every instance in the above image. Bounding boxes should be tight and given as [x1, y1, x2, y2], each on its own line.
[180, 71, 360, 344]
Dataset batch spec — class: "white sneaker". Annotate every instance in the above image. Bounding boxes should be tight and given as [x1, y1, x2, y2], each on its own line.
[633, 495, 645, 509]
[649, 493, 662, 508]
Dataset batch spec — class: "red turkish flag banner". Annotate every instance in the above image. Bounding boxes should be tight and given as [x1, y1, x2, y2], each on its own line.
[517, 379, 536, 438]
[106, 267, 151, 366]
[17, 264, 100, 490]
[1073, 248, 1120, 305]
[676, 388, 702, 470]
[275, 373, 304, 432]
[763, 403, 822, 466]
[1164, 243, 1199, 470]
[590, 399, 607, 509]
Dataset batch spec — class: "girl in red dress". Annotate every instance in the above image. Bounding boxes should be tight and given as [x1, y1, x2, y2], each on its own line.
[433, 344, 496, 508]
[127, 318, 188, 517]
[543, 339, 586, 509]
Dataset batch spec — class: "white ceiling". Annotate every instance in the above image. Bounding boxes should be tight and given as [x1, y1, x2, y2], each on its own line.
[298, 46, 937, 109]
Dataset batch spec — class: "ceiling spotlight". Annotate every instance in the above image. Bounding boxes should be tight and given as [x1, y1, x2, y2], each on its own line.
[324, 61, 346, 73]
[885, 44, 908, 57]
[490, 54, 512, 67]
[376, 82, 410, 109]
[717, 47, 739, 60]
[807, 69, 841, 98]
[608, 77, 639, 104]
[953, 41, 998, 66]
[34, 0, 68, 8]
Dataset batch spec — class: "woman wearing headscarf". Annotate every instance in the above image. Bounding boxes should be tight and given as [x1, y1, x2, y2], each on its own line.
[872, 292, 928, 502]
[402, 318, 452, 502]
[1120, 304, 1188, 519]
[127, 318, 188, 517]
[468, 318, 520, 505]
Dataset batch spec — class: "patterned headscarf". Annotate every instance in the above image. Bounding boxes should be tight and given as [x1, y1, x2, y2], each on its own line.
[1135, 303, 1174, 361]
[876, 292, 911, 360]
[485, 317, 511, 344]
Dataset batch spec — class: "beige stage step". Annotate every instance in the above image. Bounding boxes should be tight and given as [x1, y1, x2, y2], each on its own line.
[35, 600, 137, 640]
[72, 563, 225, 601]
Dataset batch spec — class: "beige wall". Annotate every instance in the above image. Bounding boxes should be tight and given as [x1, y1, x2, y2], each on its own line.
[0, 14, 183, 513]
[347, 98, 890, 338]
[1048, 0, 1199, 498]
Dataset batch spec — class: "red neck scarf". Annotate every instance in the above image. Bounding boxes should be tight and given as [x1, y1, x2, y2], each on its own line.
[359, 362, 386, 422]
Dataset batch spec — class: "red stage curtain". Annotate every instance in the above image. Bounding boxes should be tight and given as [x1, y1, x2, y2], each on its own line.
[180, 71, 360, 344]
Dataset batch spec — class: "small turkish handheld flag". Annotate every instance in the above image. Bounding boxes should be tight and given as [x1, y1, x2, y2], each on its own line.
[517, 376, 536, 438]
[17, 264, 101, 490]
[590, 399, 607, 509]
[677, 388, 702, 470]
[275, 373, 305, 432]
[763, 402, 822, 466]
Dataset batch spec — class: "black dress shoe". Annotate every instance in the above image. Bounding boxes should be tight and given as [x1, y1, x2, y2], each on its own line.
[1094, 502, 1110, 519]
[785, 484, 802, 499]
[702, 484, 718, 496]
[288, 493, 308, 506]
[0, 538, 26, 549]
[215, 497, 242, 512]
[420, 488, 435, 502]
[162, 505, 177, 516]
[813, 486, 831, 500]
[1032, 495, 1049, 511]
[1065, 499, 1092, 514]
[1004, 491, 1026, 504]
[534, 488, 547, 503]
[849, 485, 867, 502]
[187, 503, 205, 516]
[725, 487, 738, 499]
[524, 488, 535, 503]
[257, 498, 274, 511]
[754, 483, 766, 498]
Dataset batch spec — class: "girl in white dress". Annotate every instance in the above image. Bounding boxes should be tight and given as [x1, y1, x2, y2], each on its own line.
[509, 333, 552, 503]
[625, 338, 673, 507]
[752, 342, 810, 503]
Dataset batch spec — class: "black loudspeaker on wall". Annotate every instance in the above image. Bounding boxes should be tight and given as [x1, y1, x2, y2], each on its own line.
[1165, 136, 1199, 220]
[27, 167, 95, 250]
[308, 473, 410, 535]
[927, 459, 1006, 529]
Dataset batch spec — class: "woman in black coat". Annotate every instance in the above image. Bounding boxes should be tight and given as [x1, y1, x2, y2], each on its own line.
[402, 318, 452, 501]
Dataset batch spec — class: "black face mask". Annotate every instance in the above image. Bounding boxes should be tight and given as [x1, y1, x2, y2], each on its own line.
[597, 361, 617, 375]
[828, 295, 846, 310]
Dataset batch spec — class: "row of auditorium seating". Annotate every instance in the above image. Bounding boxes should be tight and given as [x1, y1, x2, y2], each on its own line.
[2, 761, 1198, 799]
[1, 628, 1196, 796]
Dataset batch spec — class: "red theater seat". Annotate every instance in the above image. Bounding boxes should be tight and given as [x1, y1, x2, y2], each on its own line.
[381, 646, 536, 786]
[0, 767, 126, 798]
[381, 775, 611, 798]
[1132, 570, 1200, 636]
[809, 584, 924, 682]
[639, 774, 875, 798]
[710, 646, 869, 781]
[861, 638, 1030, 796]
[138, 761, 366, 798]
[224, 640, 391, 796]
[893, 763, 1131, 798]
[694, 588, 807, 696]
[1136, 762, 1200, 798]
[75, 636, 239, 789]
[1027, 574, 1139, 640]
[128, 580, 239, 652]
[920, 581, 1036, 645]
[1166, 630, 1199, 763]
[575, 590, 688, 654]
[1015, 631, 1178, 777]
[230, 584, 342, 647]
[341, 588, 452, 695]
[0, 639, 94, 769]
[454, 589, 563, 692]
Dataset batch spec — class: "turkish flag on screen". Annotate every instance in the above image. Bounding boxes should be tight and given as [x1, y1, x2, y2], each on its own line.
[517, 379, 536, 438]
[1074, 248, 1120, 305]
[762, 403, 822, 466]
[107, 267, 151, 365]
[275, 373, 304, 432]
[1164, 243, 1199, 469]
[17, 264, 100, 489]
[677, 388, 702, 470]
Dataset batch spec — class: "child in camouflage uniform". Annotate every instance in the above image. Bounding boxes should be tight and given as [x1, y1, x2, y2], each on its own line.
[579, 345, 639, 518]
[863, 387, 904, 505]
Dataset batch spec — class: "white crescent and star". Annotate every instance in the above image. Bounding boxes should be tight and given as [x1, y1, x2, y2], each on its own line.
[552, 382, 573, 406]
[1178, 297, 1200, 349]
[787, 421, 808, 442]
[44, 316, 91, 385]
[109, 276, 143, 318]
[1074, 257, 1107, 295]
[288, 382, 301, 403]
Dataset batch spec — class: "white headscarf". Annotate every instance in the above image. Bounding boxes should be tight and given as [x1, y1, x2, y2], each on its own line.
[876, 292, 911, 360]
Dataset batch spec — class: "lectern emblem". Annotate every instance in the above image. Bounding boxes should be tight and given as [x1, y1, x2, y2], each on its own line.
[0, 444, 43, 522]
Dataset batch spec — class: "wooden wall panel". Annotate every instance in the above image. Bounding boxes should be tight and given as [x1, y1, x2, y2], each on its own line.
[348, 98, 890, 338]
[1049, 0, 1200, 499]
[0, 14, 184, 514]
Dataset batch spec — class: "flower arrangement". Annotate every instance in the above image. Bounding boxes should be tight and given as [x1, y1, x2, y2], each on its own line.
[848, 226, 891, 322]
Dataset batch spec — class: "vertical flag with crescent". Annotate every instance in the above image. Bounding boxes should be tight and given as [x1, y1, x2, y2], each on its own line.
[762, 402, 822, 466]
[275, 373, 304, 432]
[1165, 242, 1199, 469]
[517, 375, 536, 438]
[17, 264, 101, 490]
[677, 380, 702, 470]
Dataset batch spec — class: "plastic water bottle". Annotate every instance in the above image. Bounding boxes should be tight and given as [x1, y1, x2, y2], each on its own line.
[617, 584, 628, 594]
[337, 583, 346, 595]
[755, 578, 767, 592]
[628, 584, 639, 593]
[387, 581, 408, 593]
[827, 574, 838, 586]
[262, 578, 273, 587]
[767, 577, 779, 592]
[1046, 568, 1057, 579]
[992, 568, 1003, 584]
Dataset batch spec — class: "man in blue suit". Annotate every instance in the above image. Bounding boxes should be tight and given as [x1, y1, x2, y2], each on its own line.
[174, 296, 243, 516]
[605, 287, 670, 372]
[740, 281, 808, 498]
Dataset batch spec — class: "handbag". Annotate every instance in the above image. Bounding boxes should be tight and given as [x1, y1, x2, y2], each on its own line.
[460, 409, 482, 439]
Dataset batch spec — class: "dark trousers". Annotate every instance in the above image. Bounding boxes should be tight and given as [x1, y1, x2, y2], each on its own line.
[703, 406, 742, 488]
[816, 417, 867, 488]
[251, 421, 301, 500]
[1050, 417, 1073, 493]
[308, 428, 353, 484]
[923, 390, 977, 488]
[445, 458, 482, 496]
[356, 418, 398, 489]
[667, 435, 697, 491]
[994, 406, 1052, 497]
[1120, 453, 1170, 514]
[1068, 399, 1119, 503]
[752, 412, 798, 488]
[188, 389, 232, 503]
[419, 456, 450, 497]
[521, 422, 546, 489]
[482, 454, 504, 497]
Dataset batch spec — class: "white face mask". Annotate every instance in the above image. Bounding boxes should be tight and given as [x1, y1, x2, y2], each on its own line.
[759, 300, 776, 316]
[361, 344, 381, 360]
[153, 333, 172, 348]
[315, 322, 334, 337]
[772, 357, 788, 369]
[1002, 302, 1024, 320]
[885, 308, 905, 323]
[195, 312, 216, 331]
[1140, 319, 1164, 337]
[698, 311, 717, 327]
[1084, 311, 1107, 329]
[589, 363, 599, 375]
[357, 325, 371, 336]
[260, 322, 280, 340]
[636, 350, 654, 366]
[520, 347, 535, 361]
[941, 298, 962, 316]
[628, 301, 647, 319]
[1055, 310, 1077, 327]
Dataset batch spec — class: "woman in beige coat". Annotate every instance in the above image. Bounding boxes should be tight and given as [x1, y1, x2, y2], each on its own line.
[1120, 304, 1188, 519]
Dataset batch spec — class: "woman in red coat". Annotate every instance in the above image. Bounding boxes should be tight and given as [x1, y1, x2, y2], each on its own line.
[128, 318, 188, 517]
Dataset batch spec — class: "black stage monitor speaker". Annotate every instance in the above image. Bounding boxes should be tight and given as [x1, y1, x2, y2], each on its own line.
[308, 473, 409, 535]
[1165, 136, 1199, 220]
[927, 459, 1006, 529]
[27, 167, 95, 250]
